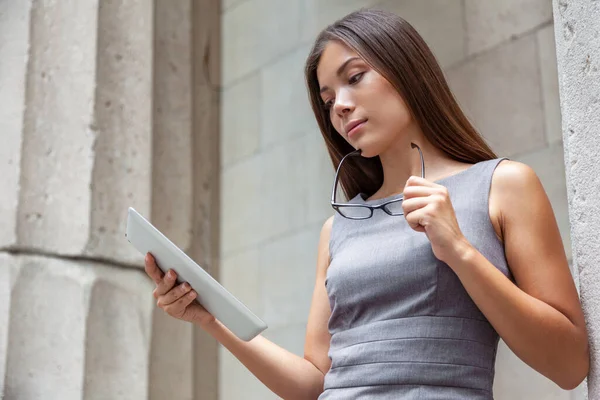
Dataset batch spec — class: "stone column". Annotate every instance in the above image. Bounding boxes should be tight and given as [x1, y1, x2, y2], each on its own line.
[190, 0, 222, 399]
[0, 0, 220, 398]
[552, 0, 600, 398]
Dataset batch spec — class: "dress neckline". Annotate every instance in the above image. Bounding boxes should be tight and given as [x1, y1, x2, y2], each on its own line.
[357, 159, 492, 204]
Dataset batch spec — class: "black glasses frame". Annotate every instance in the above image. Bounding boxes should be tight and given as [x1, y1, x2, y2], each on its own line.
[330, 143, 426, 220]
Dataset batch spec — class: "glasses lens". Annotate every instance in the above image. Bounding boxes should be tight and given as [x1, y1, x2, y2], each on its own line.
[337, 205, 372, 219]
[383, 198, 404, 215]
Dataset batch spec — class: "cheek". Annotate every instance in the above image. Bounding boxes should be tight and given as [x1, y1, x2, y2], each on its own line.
[378, 90, 412, 128]
[362, 77, 410, 123]
[329, 113, 346, 138]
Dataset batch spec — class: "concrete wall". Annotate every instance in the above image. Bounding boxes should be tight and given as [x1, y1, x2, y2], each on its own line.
[220, 0, 583, 399]
[0, 0, 220, 398]
[553, 0, 600, 398]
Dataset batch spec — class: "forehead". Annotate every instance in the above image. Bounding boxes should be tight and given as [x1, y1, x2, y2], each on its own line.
[316, 41, 361, 84]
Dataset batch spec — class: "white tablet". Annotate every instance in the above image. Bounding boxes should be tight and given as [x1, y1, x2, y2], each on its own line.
[125, 207, 267, 341]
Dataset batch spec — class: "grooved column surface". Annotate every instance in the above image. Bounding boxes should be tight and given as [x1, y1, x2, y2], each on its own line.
[553, 0, 600, 398]
[0, 0, 220, 398]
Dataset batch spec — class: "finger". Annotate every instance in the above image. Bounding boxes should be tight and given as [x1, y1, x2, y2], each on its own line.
[157, 282, 192, 306]
[404, 207, 429, 232]
[164, 290, 198, 318]
[154, 269, 178, 298]
[402, 185, 438, 200]
[405, 176, 439, 188]
[144, 253, 164, 284]
[401, 197, 430, 215]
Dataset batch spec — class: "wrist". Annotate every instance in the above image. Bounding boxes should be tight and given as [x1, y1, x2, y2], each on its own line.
[194, 314, 218, 331]
[446, 236, 476, 269]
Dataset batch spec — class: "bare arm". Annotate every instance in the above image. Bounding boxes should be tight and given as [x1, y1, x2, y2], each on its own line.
[145, 217, 334, 400]
[446, 161, 589, 390]
[203, 322, 324, 400]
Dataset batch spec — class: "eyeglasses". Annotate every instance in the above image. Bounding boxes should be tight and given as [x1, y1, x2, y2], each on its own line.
[330, 143, 425, 220]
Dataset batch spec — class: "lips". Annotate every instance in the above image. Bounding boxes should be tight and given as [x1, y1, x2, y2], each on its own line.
[345, 119, 367, 137]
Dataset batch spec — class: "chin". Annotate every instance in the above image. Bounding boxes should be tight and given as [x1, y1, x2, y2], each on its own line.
[354, 141, 383, 159]
[358, 149, 379, 158]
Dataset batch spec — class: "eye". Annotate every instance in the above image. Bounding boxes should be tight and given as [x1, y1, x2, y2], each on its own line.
[349, 72, 364, 85]
[322, 99, 334, 111]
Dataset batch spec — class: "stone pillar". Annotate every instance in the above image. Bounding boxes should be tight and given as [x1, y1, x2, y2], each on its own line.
[190, 1, 222, 399]
[0, 0, 220, 398]
[552, 0, 600, 399]
[149, 1, 195, 399]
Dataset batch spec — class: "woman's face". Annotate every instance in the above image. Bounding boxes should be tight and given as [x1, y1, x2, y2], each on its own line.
[316, 41, 413, 158]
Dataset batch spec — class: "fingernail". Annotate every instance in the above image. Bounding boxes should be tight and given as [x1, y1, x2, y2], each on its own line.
[189, 291, 196, 298]
[168, 270, 174, 278]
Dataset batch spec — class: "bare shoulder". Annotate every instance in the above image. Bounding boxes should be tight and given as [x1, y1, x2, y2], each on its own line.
[491, 159, 540, 190]
[321, 215, 334, 237]
[488, 160, 543, 242]
[317, 215, 335, 269]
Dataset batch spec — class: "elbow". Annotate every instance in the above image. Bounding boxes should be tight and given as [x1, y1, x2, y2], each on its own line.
[557, 364, 588, 391]
[556, 340, 590, 390]
[293, 366, 324, 400]
[558, 373, 587, 391]
[309, 373, 325, 400]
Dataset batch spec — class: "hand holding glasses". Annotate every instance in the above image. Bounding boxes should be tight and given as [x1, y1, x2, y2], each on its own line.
[331, 143, 425, 220]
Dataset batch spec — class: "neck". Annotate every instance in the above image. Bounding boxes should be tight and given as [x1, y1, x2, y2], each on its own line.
[374, 129, 461, 198]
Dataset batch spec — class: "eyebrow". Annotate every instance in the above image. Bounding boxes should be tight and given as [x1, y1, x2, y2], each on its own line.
[319, 57, 361, 94]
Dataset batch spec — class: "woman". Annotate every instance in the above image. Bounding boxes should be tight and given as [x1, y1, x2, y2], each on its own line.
[144, 9, 589, 399]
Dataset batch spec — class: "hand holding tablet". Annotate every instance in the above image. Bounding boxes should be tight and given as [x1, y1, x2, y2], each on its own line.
[144, 253, 216, 327]
[125, 207, 267, 341]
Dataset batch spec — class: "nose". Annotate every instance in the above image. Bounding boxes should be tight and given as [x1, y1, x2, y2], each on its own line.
[333, 91, 355, 117]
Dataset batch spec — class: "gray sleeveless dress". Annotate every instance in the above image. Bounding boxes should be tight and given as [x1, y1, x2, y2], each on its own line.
[320, 158, 512, 399]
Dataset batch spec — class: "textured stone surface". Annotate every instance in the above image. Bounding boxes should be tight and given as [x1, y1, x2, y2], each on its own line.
[538, 24, 563, 145]
[259, 225, 319, 328]
[299, 0, 382, 45]
[220, 135, 314, 256]
[152, 0, 194, 252]
[221, 72, 261, 167]
[85, 0, 154, 264]
[83, 275, 153, 399]
[149, 308, 194, 400]
[260, 45, 317, 148]
[16, 0, 98, 255]
[376, 0, 465, 68]
[0, 253, 154, 399]
[0, 0, 30, 249]
[220, 155, 262, 256]
[256, 137, 309, 243]
[220, 248, 262, 317]
[304, 132, 336, 227]
[0, 254, 14, 395]
[465, 0, 553, 55]
[447, 32, 546, 157]
[190, 1, 222, 398]
[222, 0, 248, 12]
[0, 0, 188, 265]
[553, 0, 600, 398]
[0, 0, 219, 398]
[222, 0, 304, 86]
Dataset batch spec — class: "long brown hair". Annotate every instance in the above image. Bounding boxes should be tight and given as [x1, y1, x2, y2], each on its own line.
[304, 8, 497, 200]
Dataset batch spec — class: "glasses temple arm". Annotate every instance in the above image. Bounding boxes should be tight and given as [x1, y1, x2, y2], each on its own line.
[331, 149, 362, 202]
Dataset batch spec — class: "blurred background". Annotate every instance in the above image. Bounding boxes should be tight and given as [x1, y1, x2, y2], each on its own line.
[0, 0, 586, 399]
